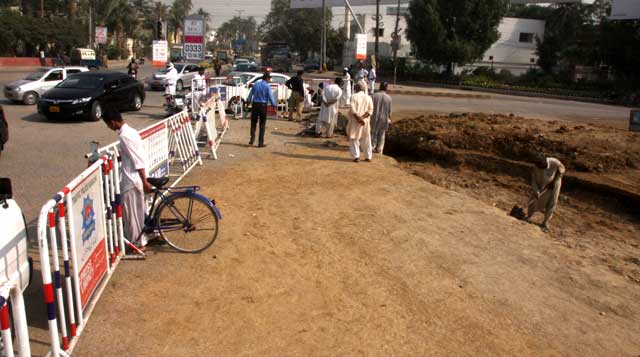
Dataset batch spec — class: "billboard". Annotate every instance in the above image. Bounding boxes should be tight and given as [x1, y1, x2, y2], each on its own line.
[355, 33, 367, 60]
[610, 0, 640, 19]
[291, 0, 408, 8]
[152, 40, 168, 67]
[184, 15, 205, 61]
[95, 27, 108, 45]
[70, 166, 108, 310]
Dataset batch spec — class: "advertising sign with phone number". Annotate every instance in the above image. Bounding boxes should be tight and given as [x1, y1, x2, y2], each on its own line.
[184, 15, 205, 61]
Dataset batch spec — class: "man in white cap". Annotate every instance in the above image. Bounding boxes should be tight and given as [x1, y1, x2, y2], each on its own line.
[164, 62, 179, 97]
[341, 67, 352, 106]
[526, 154, 565, 231]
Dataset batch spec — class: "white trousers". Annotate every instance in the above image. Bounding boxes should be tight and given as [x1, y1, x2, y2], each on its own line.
[122, 187, 147, 247]
[372, 127, 387, 153]
[369, 80, 375, 95]
[165, 84, 176, 96]
[350, 133, 372, 160]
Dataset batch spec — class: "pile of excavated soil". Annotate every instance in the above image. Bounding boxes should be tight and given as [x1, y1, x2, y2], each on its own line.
[386, 112, 640, 173]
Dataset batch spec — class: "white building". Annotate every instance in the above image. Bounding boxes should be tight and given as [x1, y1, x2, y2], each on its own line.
[473, 17, 545, 75]
[331, 5, 545, 75]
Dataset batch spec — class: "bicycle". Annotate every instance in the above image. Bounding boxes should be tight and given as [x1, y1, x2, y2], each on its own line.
[137, 176, 222, 253]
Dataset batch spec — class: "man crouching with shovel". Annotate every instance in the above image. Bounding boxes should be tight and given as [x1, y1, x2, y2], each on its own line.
[525, 153, 565, 231]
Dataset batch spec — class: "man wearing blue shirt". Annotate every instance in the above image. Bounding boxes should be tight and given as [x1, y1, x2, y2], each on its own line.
[247, 72, 277, 147]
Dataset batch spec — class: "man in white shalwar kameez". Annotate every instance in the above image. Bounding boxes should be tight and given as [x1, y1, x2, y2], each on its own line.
[341, 68, 352, 106]
[102, 109, 152, 249]
[370, 82, 392, 154]
[527, 154, 565, 231]
[316, 77, 343, 138]
[346, 83, 374, 162]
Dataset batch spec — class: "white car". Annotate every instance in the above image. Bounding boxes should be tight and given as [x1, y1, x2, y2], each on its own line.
[0, 178, 31, 293]
[147, 63, 200, 92]
[3, 66, 89, 105]
[227, 71, 290, 87]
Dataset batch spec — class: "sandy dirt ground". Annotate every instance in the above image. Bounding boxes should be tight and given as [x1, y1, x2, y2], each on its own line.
[61, 115, 640, 356]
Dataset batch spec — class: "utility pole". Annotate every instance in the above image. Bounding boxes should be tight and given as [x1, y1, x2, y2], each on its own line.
[392, 0, 401, 84]
[88, 1, 93, 48]
[321, 0, 326, 72]
[374, 0, 380, 62]
[236, 10, 244, 18]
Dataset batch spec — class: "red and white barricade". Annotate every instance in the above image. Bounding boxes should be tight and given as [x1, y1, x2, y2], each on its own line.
[37, 156, 123, 356]
[0, 282, 30, 357]
[193, 96, 230, 160]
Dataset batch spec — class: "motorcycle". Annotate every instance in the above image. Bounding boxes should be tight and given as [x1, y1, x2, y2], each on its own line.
[164, 91, 192, 117]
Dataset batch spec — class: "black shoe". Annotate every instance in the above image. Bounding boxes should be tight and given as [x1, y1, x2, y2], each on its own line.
[248, 140, 254, 146]
[353, 158, 360, 163]
[258, 144, 267, 148]
[364, 158, 372, 162]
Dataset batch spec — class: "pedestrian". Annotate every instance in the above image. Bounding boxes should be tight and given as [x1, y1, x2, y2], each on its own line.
[214, 60, 222, 77]
[192, 66, 207, 111]
[526, 154, 565, 231]
[127, 58, 139, 79]
[247, 72, 277, 148]
[101, 108, 151, 249]
[346, 83, 374, 162]
[164, 62, 179, 96]
[316, 77, 343, 138]
[312, 83, 324, 107]
[39, 49, 46, 66]
[341, 67, 352, 106]
[285, 70, 305, 121]
[370, 82, 392, 154]
[356, 61, 368, 82]
[368, 64, 377, 95]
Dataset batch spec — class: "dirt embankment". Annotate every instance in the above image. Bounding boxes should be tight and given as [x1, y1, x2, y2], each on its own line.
[386, 112, 640, 284]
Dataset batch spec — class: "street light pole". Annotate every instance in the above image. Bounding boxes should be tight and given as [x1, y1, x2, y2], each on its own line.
[375, 0, 380, 61]
[321, 0, 326, 72]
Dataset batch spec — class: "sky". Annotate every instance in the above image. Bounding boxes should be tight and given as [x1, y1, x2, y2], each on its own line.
[177, 0, 272, 29]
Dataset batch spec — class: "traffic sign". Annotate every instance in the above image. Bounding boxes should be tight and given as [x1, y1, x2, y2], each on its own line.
[95, 27, 108, 45]
[183, 15, 205, 61]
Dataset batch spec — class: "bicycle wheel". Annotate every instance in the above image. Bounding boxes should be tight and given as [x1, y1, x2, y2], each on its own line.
[156, 194, 219, 253]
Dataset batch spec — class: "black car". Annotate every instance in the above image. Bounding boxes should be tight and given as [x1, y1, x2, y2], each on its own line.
[38, 71, 145, 121]
[0, 105, 7, 157]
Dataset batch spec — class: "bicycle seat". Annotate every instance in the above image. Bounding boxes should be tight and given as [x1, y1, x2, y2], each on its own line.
[147, 177, 169, 189]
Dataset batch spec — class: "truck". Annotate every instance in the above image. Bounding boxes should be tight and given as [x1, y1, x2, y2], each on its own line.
[260, 42, 292, 73]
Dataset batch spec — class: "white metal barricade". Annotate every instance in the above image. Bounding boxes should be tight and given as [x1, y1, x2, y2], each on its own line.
[193, 96, 230, 160]
[0, 282, 30, 357]
[37, 156, 124, 356]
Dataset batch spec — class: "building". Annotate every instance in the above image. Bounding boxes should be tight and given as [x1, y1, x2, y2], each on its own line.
[331, 5, 545, 75]
[472, 17, 545, 75]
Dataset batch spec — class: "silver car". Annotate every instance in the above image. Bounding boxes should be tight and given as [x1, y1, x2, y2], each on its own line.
[3, 66, 89, 105]
[147, 63, 199, 92]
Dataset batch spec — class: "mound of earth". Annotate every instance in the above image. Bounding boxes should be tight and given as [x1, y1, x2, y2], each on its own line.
[386, 112, 640, 173]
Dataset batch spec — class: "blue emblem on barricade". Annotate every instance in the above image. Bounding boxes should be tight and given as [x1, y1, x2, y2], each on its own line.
[82, 196, 96, 244]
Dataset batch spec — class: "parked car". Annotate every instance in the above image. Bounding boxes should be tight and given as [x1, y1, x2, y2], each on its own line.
[226, 71, 290, 87]
[37, 71, 145, 121]
[0, 178, 32, 293]
[147, 63, 199, 92]
[303, 58, 321, 71]
[3, 66, 89, 105]
[234, 63, 260, 72]
[0, 105, 7, 157]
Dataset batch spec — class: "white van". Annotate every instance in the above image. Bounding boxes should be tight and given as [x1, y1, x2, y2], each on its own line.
[0, 178, 32, 293]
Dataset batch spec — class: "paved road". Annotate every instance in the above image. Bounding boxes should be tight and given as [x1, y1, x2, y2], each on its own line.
[0, 65, 632, 224]
[0, 65, 162, 222]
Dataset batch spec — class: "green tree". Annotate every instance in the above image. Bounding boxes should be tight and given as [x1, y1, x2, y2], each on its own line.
[195, 7, 210, 33]
[168, 0, 191, 43]
[216, 16, 257, 54]
[262, 0, 338, 61]
[406, 0, 509, 75]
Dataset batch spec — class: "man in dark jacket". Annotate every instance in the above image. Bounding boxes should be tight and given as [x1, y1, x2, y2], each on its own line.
[285, 70, 305, 121]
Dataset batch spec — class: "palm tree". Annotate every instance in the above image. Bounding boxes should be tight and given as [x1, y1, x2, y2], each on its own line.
[196, 7, 211, 33]
[169, 0, 192, 43]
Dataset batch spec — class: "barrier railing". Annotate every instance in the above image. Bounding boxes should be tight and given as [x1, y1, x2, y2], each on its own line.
[0, 282, 30, 357]
[37, 157, 121, 356]
[193, 96, 229, 160]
